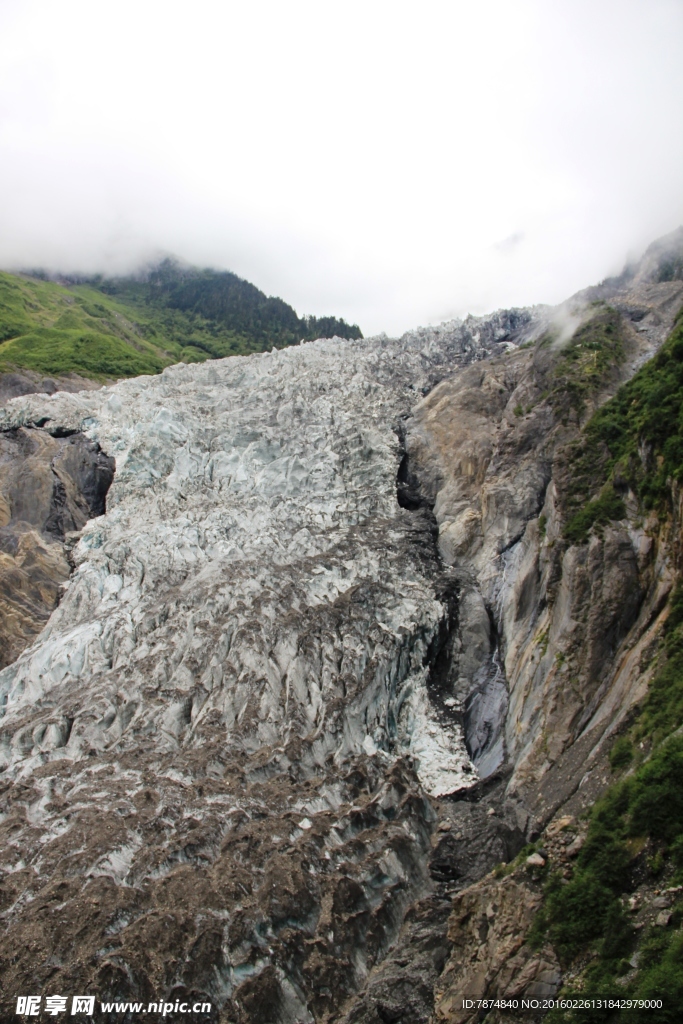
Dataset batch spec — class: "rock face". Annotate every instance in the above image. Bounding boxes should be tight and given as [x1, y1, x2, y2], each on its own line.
[400, 262, 683, 827]
[0, 427, 114, 668]
[0, 229, 682, 1023]
[0, 369, 101, 409]
[434, 873, 560, 1022]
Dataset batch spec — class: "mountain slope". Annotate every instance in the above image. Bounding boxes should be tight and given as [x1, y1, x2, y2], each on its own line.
[0, 271, 170, 380]
[0, 229, 682, 1023]
[0, 260, 362, 384]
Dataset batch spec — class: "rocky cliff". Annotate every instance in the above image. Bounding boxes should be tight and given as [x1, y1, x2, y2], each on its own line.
[0, 230, 682, 1023]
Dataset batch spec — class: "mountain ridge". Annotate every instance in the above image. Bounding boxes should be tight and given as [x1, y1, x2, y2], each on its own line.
[0, 257, 362, 388]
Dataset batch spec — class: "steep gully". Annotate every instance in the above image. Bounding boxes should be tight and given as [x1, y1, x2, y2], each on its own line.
[0, 234, 681, 1023]
[395, 419, 507, 785]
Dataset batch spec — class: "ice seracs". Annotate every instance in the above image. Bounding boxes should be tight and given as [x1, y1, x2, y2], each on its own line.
[0, 317, 530, 790]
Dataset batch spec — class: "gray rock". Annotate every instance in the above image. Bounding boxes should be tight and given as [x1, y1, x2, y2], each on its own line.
[566, 835, 584, 857]
[0, 427, 114, 669]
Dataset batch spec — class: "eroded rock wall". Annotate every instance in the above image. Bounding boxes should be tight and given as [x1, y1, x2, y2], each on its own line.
[389, 240, 683, 1024]
[0, 427, 114, 668]
[400, 272, 683, 827]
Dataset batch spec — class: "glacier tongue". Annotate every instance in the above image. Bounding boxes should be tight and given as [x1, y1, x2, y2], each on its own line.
[0, 328, 521, 785]
[0, 314, 536, 1017]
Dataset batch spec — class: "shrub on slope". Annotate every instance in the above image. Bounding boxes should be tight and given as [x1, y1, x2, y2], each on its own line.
[562, 306, 683, 543]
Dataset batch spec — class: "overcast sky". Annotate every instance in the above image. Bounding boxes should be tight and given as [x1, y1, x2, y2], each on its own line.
[0, 0, 681, 336]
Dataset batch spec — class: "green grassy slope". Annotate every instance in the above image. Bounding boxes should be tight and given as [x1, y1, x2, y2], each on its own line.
[0, 260, 363, 382]
[0, 272, 173, 380]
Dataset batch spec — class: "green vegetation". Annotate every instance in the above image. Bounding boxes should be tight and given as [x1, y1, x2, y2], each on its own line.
[547, 306, 626, 416]
[493, 843, 543, 879]
[534, 737, 683, 1022]
[0, 271, 170, 380]
[95, 259, 362, 356]
[631, 582, 683, 747]
[609, 735, 634, 771]
[1, 328, 165, 379]
[531, 583, 683, 1021]
[0, 259, 363, 382]
[564, 484, 626, 545]
[658, 252, 683, 283]
[562, 307, 683, 543]
[536, 627, 550, 656]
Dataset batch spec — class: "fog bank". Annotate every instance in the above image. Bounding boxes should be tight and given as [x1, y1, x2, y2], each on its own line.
[0, 0, 682, 335]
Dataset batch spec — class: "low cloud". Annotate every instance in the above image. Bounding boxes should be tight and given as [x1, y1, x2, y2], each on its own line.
[0, 0, 682, 336]
[494, 232, 526, 255]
